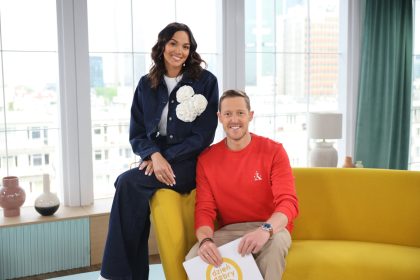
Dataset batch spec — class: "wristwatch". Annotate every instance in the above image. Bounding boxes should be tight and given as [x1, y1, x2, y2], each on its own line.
[260, 223, 273, 238]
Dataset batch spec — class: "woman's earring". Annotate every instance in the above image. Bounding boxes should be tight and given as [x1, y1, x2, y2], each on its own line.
[183, 63, 186, 67]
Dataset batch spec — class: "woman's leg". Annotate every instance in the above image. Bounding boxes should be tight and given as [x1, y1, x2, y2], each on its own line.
[100, 168, 158, 280]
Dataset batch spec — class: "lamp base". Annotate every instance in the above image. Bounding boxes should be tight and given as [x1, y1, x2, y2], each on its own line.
[310, 141, 338, 167]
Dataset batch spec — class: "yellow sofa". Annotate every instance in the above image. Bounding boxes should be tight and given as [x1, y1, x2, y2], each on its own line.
[150, 168, 420, 280]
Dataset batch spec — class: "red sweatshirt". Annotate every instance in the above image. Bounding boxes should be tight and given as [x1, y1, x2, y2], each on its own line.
[195, 133, 299, 233]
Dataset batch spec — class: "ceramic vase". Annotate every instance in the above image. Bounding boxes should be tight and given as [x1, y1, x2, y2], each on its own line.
[355, 161, 364, 168]
[0, 176, 26, 217]
[34, 174, 60, 216]
[342, 156, 355, 168]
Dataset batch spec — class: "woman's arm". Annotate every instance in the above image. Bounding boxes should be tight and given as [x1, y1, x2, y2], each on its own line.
[129, 77, 161, 160]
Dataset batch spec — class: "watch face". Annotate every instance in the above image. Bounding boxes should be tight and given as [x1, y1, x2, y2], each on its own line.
[262, 223, 272, 230]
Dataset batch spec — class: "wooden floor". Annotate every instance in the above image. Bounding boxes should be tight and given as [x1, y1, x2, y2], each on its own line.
[13, 255, 161, 280]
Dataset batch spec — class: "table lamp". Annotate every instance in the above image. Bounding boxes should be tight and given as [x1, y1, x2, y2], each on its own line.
[308, 112, 342, 167]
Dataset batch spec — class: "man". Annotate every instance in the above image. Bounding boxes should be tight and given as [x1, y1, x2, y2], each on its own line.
[186, 89, 299, 280]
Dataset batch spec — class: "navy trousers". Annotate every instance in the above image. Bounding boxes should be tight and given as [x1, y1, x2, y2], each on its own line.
[100, 159, 196, 280]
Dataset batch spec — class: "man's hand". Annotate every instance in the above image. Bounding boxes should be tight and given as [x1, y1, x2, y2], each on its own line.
[238, 228, 270, 256]
[198, 239, 223, 267]
[150, 152, 176, 186]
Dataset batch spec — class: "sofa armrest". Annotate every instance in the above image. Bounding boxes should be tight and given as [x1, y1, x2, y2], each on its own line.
[150, 188, 197, 280]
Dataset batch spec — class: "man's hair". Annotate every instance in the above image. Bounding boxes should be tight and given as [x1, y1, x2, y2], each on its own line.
[218, 89, 251, 112]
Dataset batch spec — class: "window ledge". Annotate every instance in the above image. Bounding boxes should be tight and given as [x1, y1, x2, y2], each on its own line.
[0, 198, 113, 228]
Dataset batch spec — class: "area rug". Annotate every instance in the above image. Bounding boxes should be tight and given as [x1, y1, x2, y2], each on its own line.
[48, 264, 165, 280]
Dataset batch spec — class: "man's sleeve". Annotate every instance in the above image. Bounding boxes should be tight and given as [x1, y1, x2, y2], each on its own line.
[194, 157, 217, 231]
[271, 144, 299, 223]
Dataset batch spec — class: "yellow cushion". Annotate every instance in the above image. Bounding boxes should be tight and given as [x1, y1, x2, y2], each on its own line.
[292, 168, 420, 247]
[283, 240, 420, 280]
[150, 189, 196, 280]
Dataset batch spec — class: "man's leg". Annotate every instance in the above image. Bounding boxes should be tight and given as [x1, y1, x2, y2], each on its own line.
[185, 223, 292, 280]
[254, 229, 292, 280]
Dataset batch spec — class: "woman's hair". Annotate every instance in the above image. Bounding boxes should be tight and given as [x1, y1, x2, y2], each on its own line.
[148, 22, 206, 89]
[219, 89, 251, 112]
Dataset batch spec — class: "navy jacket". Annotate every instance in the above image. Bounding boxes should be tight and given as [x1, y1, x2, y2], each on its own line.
[129, 69, 219, 191]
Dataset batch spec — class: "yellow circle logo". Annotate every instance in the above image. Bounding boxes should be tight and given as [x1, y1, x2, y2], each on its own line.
[206, 257, 243, 280]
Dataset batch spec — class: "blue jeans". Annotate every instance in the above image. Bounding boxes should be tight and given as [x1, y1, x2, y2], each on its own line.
[100, 153, 196, 280]
[100, 168, 158, 280]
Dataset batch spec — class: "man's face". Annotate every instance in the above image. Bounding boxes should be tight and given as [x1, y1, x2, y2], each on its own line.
[218, 97, 254, 142]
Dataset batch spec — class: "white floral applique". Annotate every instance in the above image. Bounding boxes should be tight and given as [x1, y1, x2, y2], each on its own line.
[175, 85, 208, 122]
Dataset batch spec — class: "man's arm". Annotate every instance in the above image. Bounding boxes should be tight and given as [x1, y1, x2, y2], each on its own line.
[196, 225, 214, 242]
[194, 159, 223, 266]
[237, 212, 288, 256]
[266, 212, 289, 235]
[195, 226, 223, 266]
[271, 144, 299, 225]
[238, 143, 298, 256]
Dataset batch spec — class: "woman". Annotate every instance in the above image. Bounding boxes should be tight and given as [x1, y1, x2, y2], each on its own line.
[100, 22, 219, 280]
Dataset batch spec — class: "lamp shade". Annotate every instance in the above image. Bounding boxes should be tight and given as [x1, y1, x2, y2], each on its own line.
[309, 112, 342, 139]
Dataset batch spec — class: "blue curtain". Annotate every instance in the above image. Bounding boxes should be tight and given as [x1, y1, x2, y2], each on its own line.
[355, 0, 413, 169]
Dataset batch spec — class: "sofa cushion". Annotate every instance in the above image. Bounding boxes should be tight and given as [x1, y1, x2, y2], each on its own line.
[283, 240, 420, 280]
[291, 168, 420, 247]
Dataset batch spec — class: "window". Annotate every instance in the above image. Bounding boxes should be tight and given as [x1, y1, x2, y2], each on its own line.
[30, 127, 41, 139]
[87, 0, 222, 198]
[245, 0, 341, 167]
[1, 0, 221, 205]
[32, 154, 43, 166]
[95, 150, 102, 161]
[1, 0, 352, 206]
[0, 0, 59, 206]
[93, 127, 101, 135]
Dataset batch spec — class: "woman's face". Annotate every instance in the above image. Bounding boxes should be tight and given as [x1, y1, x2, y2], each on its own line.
[163, 31, 190, 77]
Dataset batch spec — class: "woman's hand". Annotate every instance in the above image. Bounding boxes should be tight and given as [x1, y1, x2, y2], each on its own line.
[150, 152, 176, 186]
[139, 160, 154, 176]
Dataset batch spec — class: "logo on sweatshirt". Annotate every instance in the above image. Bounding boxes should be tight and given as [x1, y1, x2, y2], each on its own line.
[254, 170, 262, 181]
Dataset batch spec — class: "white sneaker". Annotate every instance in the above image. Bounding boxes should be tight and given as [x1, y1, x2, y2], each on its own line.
[98, 275, 110, 280]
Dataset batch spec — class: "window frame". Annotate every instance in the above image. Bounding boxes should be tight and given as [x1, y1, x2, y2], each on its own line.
[57, 0, 93, 206]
